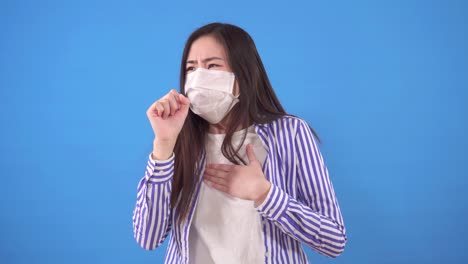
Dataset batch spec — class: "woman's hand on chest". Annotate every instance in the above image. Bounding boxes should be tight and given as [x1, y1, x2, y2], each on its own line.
[203, 144, 271, 206]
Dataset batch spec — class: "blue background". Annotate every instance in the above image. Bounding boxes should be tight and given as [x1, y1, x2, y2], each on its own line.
[1, 0, 467, 263]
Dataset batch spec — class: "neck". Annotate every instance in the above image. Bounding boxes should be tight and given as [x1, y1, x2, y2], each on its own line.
[208, 113, 250, 134]
[208, 122, 228, 134]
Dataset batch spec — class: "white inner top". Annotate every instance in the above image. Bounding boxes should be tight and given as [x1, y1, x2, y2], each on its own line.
[188, 125, 268, 264]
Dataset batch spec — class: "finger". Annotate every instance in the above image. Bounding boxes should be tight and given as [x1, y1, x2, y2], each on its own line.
[147, 101, 159, 116]
[204, 167, 230, 179]
[246, 144, 258, 164]
[206, 163, 234, 173]
[169, 89, 180, 98]
[160, 99, 170, 119]
[179, 93, 190, 105]
[169, 89, 180, 108]
[153, 102, 164, 116]
[203, 174, 228, 186]
[204, 179, 228, 193]
[167, 94, 180, 116]
[179, 94, 191, 111]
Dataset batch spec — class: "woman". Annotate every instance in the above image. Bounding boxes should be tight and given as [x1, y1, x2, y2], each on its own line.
[132, 23, 347, 264]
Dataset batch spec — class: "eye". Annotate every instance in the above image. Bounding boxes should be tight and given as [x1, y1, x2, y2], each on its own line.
[208, 64, 220, 69]
[186, 66, 195, 72]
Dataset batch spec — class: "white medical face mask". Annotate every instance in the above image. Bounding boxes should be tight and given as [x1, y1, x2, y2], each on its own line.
[185, 68, 239, 124]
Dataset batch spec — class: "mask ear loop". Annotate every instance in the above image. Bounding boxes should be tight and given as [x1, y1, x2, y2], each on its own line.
[231, 73, 239, 97]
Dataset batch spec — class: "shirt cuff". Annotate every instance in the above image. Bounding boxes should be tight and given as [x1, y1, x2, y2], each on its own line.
[145, 152, 175, 183]
[255, 184, 289, 221]
[149, 152, 175, 164]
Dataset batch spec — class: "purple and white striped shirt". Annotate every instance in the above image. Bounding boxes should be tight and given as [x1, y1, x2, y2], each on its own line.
[132, 116, 347, 263]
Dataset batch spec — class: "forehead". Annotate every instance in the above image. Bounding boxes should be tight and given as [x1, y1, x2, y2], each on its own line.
[187, 35, 227, 59]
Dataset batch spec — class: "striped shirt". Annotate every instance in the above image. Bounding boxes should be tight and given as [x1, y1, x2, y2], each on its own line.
[132, 116, 347, 263]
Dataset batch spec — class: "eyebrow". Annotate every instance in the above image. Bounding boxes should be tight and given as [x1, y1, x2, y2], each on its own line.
[186, 57, 224, 64]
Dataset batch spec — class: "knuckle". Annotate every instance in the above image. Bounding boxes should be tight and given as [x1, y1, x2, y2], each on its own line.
[169, 99, 177, 107]
[161, 99, 169, 106]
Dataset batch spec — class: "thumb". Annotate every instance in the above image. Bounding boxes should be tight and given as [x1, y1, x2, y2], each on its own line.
[178, 94, 191, 111]
[246, 144, 258, 164]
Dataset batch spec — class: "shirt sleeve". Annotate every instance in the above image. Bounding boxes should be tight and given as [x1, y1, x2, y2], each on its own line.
[132, 152, 175, 250]
[255, 119, 347, 258]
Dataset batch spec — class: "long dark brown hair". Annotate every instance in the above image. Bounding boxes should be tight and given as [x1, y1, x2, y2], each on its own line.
[171, 23, 319, 222]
